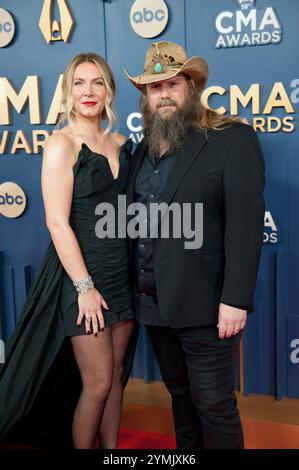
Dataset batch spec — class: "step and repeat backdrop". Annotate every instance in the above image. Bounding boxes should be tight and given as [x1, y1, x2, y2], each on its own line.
[0, 0, 298, 398]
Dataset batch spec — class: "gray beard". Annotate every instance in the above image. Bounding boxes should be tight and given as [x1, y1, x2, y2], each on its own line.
[142, 97, 196, 158]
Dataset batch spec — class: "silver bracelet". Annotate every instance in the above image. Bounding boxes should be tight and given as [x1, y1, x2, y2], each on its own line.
[72, 275, 94, 294]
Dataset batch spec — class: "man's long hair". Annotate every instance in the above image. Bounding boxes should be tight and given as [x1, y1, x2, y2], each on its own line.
[185, 76, 240, 131]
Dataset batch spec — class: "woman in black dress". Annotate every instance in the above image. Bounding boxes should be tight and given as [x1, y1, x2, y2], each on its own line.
[0, 53, 135, 449]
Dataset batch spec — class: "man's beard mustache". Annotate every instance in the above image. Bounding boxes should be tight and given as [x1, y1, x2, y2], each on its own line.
[142, 94, 198, 158]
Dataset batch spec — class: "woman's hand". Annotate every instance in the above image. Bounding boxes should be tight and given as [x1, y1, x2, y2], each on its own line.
[77, 288, 109, 336]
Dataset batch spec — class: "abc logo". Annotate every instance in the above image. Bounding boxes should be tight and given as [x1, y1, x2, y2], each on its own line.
[290, 339, 299, 364]
[130, 0, 169, 38]
[0, 8, 15, 48]
[0, 182, 27, 218]
[133, 8, 165, 23]
[0, 22, 12, 33]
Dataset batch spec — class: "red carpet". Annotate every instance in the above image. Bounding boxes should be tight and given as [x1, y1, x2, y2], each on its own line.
[118, 428, 176, 449]
[0, 442, 34, 449]
[0, 429, 176, 449]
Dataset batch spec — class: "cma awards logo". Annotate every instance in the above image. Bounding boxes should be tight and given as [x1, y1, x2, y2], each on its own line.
[264, 210, 278, 244]
[39, 0, 75, 44]
[0, 182, 27, 218]
[215, 0, 282, 48]
[127, 112, 143, 143]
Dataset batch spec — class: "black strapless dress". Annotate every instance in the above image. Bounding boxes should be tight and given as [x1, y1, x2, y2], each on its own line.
[61, 141, 134, 334]
[0, 140, 136, 447]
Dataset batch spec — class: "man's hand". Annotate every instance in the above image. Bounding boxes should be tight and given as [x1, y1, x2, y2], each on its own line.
[217, 303, 247, 339]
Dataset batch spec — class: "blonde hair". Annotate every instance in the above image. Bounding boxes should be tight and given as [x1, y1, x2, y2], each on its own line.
[56, 52, 117, 134]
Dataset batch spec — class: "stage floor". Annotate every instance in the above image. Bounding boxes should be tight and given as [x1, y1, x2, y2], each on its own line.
[122, 379, 299, 449]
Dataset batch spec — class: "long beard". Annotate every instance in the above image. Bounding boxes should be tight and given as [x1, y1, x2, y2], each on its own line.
[142, 93, 199, 158]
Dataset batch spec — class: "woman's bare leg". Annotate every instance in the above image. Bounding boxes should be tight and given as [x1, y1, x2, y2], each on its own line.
[99, 320, 135, 449]
[70, 327, 113, 449]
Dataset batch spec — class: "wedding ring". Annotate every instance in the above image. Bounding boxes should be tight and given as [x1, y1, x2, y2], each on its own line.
[86, 316, 91, 321]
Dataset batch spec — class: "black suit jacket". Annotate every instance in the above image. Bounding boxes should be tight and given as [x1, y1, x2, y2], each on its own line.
[127, 123, 265, 328]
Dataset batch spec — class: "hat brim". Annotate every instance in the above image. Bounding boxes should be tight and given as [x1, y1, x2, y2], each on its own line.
[124, 56, 208, 92]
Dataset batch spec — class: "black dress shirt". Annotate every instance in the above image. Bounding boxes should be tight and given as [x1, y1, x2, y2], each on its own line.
[134, 150, 177, 325]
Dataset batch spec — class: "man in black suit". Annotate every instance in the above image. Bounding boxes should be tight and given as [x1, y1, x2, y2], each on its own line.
[125, 41, 265, 449]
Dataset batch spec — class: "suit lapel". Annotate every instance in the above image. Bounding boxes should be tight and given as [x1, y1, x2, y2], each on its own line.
[160, 130, 207, 205]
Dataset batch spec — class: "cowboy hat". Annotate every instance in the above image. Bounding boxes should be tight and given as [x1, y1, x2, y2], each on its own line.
[124, 40, 208, 91]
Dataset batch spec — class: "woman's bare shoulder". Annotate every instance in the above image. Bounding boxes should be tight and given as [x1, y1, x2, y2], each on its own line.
[43, 131, 77, 167]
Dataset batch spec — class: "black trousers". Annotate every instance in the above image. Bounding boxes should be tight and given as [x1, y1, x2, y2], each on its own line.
[146, 324, 244, 449]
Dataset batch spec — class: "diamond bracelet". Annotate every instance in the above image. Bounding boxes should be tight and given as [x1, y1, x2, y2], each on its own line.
[72, 275, 94, 294]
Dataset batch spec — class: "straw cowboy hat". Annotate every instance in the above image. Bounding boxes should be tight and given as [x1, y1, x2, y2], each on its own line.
[124, 40, 208, 92]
